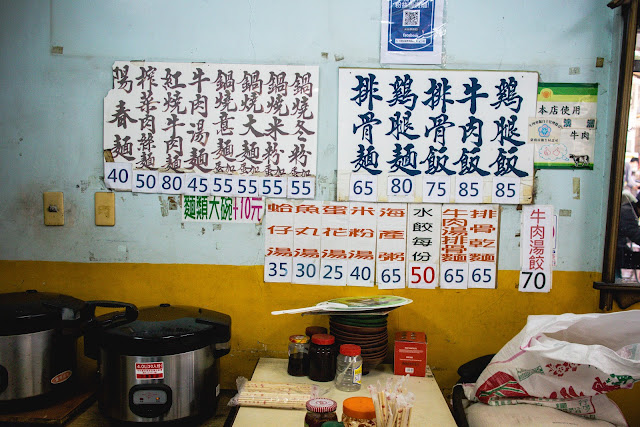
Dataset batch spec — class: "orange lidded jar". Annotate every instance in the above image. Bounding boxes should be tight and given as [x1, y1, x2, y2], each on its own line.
[341, 396, 376, 427]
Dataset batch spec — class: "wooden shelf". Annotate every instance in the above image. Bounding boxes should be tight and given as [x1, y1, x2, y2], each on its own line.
[593, 282, 640, 310]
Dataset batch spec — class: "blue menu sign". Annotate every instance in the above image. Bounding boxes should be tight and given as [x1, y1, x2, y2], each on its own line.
[381, 0, 443, 64]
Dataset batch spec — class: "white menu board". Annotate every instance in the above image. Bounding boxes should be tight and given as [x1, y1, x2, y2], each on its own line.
[264, 200, 294, 283]
[440, 204, 499, 289]
[376, 204, 408, 289]
[348, 203, 378, 287]
[407, 204, 441, 289]
[337, 68, 538, 203]
[320, 202, 350, 286]
[292, 200, 323, 285]
[105, 62, 318, 180]
[519, 205, 554, 292]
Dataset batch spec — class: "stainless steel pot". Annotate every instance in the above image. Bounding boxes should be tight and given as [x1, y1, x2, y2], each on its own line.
[0, 329, 60, 401]
[86, 304, 231, 423]
[0, 290, 138, 411]
[99, 347, 219, 422]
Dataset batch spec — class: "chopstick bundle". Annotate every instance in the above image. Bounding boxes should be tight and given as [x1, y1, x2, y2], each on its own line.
[229, 378, 321, 409]
[369, 376, 415, 427]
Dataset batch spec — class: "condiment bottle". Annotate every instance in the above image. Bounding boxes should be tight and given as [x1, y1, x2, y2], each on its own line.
[341, 397, 377, 427]
[308, 334, 337, 382]
[304, 398, 338, 427]
[334, 344, 362, 391]
[287, 335, 310, 376]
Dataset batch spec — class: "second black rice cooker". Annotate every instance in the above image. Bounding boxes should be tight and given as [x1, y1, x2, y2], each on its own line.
[85, 303, 231, 424]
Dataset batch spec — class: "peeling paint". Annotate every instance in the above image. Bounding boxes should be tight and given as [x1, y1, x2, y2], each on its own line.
[159, 196, 169, 217]
[334, 54, 344, 61]
[168, 196, 178, 210]
[572, 177, 580, 200]
[201, 227, 206, 235]
[89, 247, 129, 262]
[212, 224, 222, 231]
[79, 180, 89, 193]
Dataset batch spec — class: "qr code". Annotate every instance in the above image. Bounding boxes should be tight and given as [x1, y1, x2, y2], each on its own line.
[403, 10, 420, 26]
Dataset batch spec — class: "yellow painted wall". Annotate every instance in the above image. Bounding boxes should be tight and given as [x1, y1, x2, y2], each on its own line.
[1, 260, 638, 424]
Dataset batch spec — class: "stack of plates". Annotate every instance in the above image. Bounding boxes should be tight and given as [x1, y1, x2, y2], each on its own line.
[329, 314, 388, 374]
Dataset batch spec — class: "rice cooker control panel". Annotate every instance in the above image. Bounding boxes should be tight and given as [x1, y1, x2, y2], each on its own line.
[129, 384, 172, 418]
[132, 389, 168, 404]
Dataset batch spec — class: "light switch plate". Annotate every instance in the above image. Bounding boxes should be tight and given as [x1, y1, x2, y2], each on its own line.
[43, 192, 64, 226]
[95, 192, 115, 226]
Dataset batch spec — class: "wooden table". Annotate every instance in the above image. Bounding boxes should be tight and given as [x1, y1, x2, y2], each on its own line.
[232, 358, 456, 426]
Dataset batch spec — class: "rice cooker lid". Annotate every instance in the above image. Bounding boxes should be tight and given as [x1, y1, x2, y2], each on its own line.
[0, 290, 85, 335]
[99, 304, 231, 356]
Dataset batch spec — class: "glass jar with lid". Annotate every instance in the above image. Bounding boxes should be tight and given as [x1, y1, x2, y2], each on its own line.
[304, 398, 338, 427]
[334, 344, 362, 392]
[308, 334, 337, 382]
[287, 335, 310, 376]
[341, 397, 377, 427]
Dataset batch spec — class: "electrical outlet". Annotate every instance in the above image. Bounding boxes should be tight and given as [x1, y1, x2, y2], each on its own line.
[95, 192, 115, 226]
[43, 192, 64, 226]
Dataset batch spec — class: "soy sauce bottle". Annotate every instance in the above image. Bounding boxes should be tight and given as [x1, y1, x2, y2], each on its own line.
[308, 334, 337, 382]
[287, 335, 310, 376]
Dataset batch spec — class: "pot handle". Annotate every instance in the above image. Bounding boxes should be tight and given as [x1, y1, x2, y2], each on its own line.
[82, 300, 138, 331]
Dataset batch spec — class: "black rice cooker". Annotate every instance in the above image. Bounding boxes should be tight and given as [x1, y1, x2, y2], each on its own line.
[85, 303, 231, 424]
[0, 290, 138, 411]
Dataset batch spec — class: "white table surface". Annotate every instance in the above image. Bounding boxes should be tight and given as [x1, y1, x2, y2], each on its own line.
[232, 358, 456, 426]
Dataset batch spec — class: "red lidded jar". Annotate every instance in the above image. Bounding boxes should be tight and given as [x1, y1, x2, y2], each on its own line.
[304, 398, 338, 427]
[308, 334, 337, 382]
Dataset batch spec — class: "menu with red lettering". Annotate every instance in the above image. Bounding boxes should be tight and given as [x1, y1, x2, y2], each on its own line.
[519, 205, 553, 292]
[292, 201, 323, 284]
[348, 203, 378, 287]
[376, 204, 408, 289]
[264, 200, 501, 290]
[440, 204, 499, 289]
[320, 202, 350, 286]
[264, 200, 294, 282]
[467, 205, 499, 289]
[407, 204, 441, 289]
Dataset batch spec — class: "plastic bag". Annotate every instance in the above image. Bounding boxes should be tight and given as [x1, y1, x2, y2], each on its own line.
[462, 311, 640, 426]
[228, 377, 324, 410]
